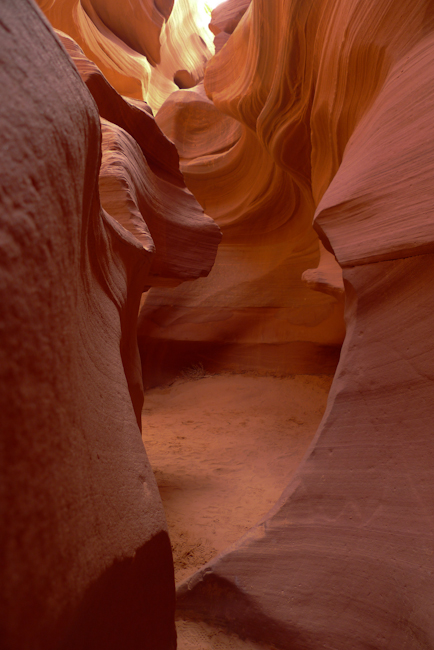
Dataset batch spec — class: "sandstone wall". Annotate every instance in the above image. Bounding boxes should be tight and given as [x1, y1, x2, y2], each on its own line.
[175, 0, 434, 647]
[3, 0, 434, 647]
[0, 2, 219, 648]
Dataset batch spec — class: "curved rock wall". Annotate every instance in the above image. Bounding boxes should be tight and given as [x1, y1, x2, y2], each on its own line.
[0, 2, 219, 648]
[39, 0, 215, 110]
[139, 0, 434, 386]
[175, 0, 434, 647]
[39, 0, 346, 385]
[4, 0, 434, 646]
[138, 0, 348, 385]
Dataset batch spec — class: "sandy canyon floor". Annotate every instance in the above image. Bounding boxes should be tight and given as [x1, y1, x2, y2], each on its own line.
[142, 372, 333, 649]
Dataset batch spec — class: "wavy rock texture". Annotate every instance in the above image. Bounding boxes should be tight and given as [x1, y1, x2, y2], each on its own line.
[178, 255, 434, 649]
[39, 0, 145, 97]
[99, 117, 221, 287]
[39, 0, 215, 110]
[0, 2, 217, 647]
[175, 0, 434, 647]
[10, 0, 434, 645]
[56, 31, 183, 186]
[79, 0, 173, 66]
[208, 0, 251, 36]
[150, 0, 214, 109]
[56, 30, 221, 290]
[314, 32, 434, 266]
[209, 0, 251, 53]
[138, 0, 345, 386]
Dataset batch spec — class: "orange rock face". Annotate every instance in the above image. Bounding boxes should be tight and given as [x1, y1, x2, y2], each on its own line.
[174, 0, 434, 647]
[137, 0, 347, 385]
[38, 0, 215, 110]
[79, 0, 171, 66]
[57, 30, 221, 291]
[40, 0, 145, 98]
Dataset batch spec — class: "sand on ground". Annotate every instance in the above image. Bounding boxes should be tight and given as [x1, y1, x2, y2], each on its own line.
[141, 372, 332, 649]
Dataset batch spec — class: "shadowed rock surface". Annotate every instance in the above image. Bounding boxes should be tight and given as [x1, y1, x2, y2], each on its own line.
[56, 30, 221, 290]
[0, 1, 217, 648]
[178, 254, 434, 648]
[209, 0, 251, 36]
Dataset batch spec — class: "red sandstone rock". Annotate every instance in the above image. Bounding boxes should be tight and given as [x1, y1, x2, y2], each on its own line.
[173, 69, 197, 89]
[178, 254, 434, 649]
[301, 243, 344, 300]
[0, 2, 176, 648]
[314, 33, 434, 266]
[5, 0, 434, 646]
[173, 0, 434, 647]
[79, 0, 168, 66]
[55, 31, 221, 289]
[213, 31, 231, 55]
[209, 0, 251, 36]
[138, 10, 346, 384]
[155, 83, 242, 162]
[57, 31, 184, 187]
[99, 117, 221, 287]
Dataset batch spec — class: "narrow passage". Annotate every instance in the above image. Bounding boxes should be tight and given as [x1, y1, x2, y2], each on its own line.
[141, 373, 332, 585]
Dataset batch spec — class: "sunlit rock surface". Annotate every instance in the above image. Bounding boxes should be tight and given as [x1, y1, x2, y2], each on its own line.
[138, 0, 345, 386]
[39, 0, 215, 110]
[175, 0, 434, 647]
[40, 0, 145, 97]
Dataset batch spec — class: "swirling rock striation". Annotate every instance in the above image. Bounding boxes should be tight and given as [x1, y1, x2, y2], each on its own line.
[57, 31, 221, 290]
[40, 0, 145, 97]
[98, 116, 221, 288]
[57, 31, 182, 185]
[137, 0, 346, 386]
[11, 0, 434, 650]
[174, 0, 434, 647]
[39, 0, 215, 111]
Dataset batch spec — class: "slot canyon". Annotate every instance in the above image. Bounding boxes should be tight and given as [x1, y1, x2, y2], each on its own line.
[1, 0, 434, 648]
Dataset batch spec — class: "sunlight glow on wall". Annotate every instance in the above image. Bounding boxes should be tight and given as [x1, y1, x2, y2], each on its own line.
[203, 0, 227, 14]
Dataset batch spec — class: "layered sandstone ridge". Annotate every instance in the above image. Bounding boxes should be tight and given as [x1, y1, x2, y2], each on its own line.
[139, 0, 434, 383]
[57, 30, 221, 290]
[39, 0, 346, 385]
[175, 0, 434, 647]
[138, 0, 348, 385]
